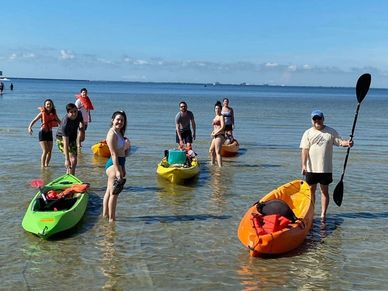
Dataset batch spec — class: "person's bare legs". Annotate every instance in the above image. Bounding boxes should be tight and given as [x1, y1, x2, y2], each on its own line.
[319, 184, 329, 220]
[209, 139, 216, 165]
[44, 141, 53, 167]
[39, 141, 48, 168]
[214, 136, 223, 167]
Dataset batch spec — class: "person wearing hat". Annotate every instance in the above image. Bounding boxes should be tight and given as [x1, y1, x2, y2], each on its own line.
[300, 110, 353, 220]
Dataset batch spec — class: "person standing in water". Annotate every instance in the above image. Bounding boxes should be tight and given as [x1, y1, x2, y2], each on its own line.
[103, 111, 128, 223]
[75, 88, 94, 149]
[221, 97, 235, 144]
[56, 103, 84, 175]
[28, 99, 61, 167]
[209, 101, 225, 167]
[300, 110, 353, 220]
[175, 101, 196, 149]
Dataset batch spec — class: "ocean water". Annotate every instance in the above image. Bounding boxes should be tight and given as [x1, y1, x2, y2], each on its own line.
[0, 78, 387, 289]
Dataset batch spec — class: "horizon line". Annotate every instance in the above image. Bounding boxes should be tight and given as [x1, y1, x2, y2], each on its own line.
[4, 76, 386, 90]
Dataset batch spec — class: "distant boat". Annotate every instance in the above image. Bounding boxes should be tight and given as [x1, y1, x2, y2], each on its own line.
[0, 71, 11, 81]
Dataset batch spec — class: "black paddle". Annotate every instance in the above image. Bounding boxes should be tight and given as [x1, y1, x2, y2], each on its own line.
[333, 73, 371, 206]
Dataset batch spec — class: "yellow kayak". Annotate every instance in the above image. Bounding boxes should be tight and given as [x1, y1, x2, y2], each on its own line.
[91, 139, 131, 158]
[237, 180, 314, 256]
[91, 140, 110, 158]
[221, 139, 239, 157]
[156, 157, 200, 183]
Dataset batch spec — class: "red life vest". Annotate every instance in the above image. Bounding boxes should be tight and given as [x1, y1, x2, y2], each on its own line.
[75, 94, 94, 110]
[39, 107, 59, 131]
[251, 213, 292, 235]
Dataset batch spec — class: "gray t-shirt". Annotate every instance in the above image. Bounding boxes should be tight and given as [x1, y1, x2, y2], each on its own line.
[175, 111, 194, 131]
[56, 111, 83, 142]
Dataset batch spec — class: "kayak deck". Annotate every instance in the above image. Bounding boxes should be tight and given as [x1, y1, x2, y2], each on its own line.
[22, 174, 89, 239]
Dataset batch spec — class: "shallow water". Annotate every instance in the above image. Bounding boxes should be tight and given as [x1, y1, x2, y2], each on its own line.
[1, 79, 387, 289]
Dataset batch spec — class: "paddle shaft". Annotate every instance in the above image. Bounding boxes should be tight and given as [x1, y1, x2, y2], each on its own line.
[339, 102, 361, 180]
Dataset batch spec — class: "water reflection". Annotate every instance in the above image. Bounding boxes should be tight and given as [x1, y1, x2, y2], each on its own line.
[99, 223, 119, 289]
[156, 176, 196, 198]
[236, 254, 289, 290]
[91, 155, 108, 168]
[208, 166, 235, 209]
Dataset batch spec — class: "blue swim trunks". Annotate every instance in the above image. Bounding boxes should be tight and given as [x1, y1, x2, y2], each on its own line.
[105, 156, 126, 170]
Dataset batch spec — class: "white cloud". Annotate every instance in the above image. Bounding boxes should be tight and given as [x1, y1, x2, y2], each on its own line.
[265, 62, 278, 67]
[59, 50, 75, 60]
[8, 52, 36, 60]
[134, 59, 148, 65]
[287, 65, 297, 72]
[97, 58, 113, 65]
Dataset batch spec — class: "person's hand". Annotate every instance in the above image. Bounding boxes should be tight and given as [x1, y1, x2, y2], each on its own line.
[115, 171, 122, 181]
[301, 167, 307, 176]
[28, 127, 33, 135]
[349, 140, 354, 148]
[192, 133, 196, 140]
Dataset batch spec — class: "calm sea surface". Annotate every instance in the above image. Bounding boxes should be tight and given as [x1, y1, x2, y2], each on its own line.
[0, 79, 387, 290]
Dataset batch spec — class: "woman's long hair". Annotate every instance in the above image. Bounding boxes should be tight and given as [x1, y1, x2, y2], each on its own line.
[43, 99, 57, 115]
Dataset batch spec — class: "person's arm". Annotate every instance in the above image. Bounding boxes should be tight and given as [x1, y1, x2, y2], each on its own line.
[212, 117, 225, 136]
[106, 131, 122, 180]
[28, 113, 42, 134]
[175, 114, 183, 145]
[231, 108, 235, 128]
[191, 114, 196, 140]
[301, 148, 309, 175]
[62, 136, 71, 173]
[55, 113, 61, 124]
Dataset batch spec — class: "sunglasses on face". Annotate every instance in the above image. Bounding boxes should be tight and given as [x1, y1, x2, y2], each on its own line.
[312, 116, 323, 121]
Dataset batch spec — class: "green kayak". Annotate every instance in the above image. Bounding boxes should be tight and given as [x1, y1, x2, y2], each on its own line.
[22, 174, 89, 239]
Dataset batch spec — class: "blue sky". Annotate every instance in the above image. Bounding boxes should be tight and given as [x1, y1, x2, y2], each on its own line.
[1, 1, 388, 87]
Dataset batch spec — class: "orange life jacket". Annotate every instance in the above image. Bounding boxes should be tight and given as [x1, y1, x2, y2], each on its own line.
[75, 94, 94, 110]
[39, 107, 59, 131]
[58, 183, 90, 199]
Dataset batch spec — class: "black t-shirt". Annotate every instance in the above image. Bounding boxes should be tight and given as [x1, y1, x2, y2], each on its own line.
[56, 111, 83, 142]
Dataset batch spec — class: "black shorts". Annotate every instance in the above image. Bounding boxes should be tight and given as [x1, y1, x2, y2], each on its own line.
[224, 124, 233, 131]
[176, 129, 193, 144]
[305, 172, 333, 186]
[39, 129, 53, 142]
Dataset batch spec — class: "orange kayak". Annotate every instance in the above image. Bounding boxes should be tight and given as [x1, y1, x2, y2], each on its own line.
[237, 180, 313, 256]
[221, 139, 239, 157]
[91, 140, 110, 158]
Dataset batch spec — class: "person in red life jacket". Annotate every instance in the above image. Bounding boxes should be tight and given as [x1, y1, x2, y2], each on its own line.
[28, 99, 61, 167]
[75, 88, 94, 149]
[56, 103, 85, 175]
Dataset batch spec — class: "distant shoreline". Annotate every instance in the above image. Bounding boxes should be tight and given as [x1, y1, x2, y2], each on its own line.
[5, 76, 387, 90]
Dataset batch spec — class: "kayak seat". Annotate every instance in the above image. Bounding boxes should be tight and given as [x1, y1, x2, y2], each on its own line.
[256, 199, 298, 223]
[35, 197, 78, 211]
